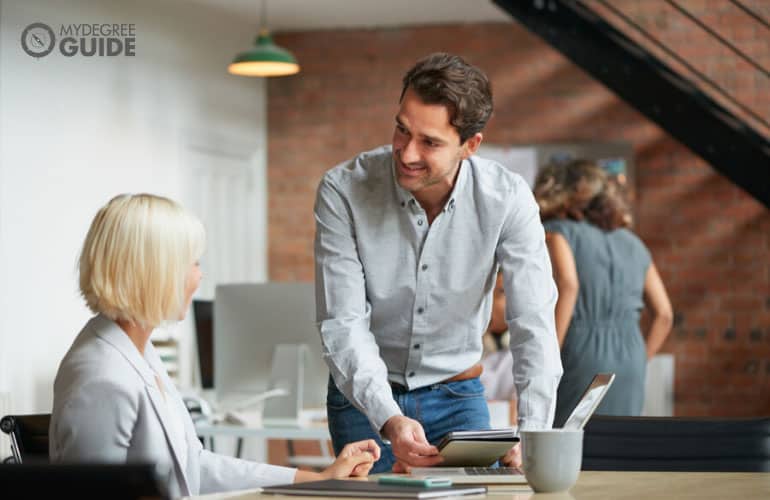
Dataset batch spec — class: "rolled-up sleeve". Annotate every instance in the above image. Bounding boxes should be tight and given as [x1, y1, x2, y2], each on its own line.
[314, 175, 402, 433]
[496, 181, 563, 431]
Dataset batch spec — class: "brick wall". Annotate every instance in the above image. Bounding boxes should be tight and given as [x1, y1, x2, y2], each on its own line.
[267, 17, 769, 417]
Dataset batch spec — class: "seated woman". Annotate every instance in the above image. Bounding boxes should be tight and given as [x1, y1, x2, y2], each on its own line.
[50, 194, 379, 498]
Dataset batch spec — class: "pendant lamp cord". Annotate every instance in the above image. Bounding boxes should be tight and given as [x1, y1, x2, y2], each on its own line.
[260, 0, 267, 32]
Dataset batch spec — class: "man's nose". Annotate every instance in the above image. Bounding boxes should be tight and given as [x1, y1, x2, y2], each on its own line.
[400, 138, 420, 164]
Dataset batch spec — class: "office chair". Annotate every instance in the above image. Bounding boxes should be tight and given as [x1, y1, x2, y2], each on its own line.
[583, 415, 770, 472]
[0, 413, 51, 464]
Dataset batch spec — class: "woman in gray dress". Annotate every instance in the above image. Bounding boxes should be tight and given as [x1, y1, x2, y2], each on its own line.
[533, 160, 673, 426]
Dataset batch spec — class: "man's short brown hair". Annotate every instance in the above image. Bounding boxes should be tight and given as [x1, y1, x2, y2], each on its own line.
[401, 52, 493, 144]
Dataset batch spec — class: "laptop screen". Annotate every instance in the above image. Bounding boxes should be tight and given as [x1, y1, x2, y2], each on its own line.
[562, 373, 616, 430]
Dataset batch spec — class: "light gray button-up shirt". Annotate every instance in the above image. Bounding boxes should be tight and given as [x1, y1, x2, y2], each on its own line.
[314, 145, 562, 433]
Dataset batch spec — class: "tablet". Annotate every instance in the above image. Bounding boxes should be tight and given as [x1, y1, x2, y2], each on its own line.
[437, 429, 518, 467]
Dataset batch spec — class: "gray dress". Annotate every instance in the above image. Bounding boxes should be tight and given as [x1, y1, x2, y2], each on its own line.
[543, 219, 651, 427]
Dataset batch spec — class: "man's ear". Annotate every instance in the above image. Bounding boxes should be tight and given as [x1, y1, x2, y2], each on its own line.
[461, 133, 483, 159]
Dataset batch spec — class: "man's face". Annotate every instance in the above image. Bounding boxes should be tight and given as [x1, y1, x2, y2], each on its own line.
[392, 88, 480, 199]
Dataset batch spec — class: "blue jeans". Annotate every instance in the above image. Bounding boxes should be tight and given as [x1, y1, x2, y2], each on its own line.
[326, 376, 491, 473]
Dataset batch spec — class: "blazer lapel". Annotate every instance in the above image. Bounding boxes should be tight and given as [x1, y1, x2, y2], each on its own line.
[91, 315, 191, 496]
[145, 385, 191, 496]
[145, 344, 202, 494]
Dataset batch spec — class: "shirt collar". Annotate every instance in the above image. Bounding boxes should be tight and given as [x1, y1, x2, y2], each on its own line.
[391, 155, 469, 213]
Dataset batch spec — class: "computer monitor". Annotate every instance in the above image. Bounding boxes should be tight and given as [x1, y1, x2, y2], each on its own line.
[213, 282, 328, 409]
[192, 299, 214, 390]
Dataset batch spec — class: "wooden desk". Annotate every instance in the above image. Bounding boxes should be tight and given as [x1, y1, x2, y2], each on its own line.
[187, 471, 770, 499]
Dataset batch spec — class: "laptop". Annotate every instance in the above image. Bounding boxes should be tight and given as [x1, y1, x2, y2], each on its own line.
[410, 373, 616, 484]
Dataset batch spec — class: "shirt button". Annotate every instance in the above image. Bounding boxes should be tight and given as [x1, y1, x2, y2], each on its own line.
[421, 264, 428, 271]
[417, 307, 424, 314]
[408, 372, 415, 378]
[417, 219, 424, 226]
[401, 201, 406, 207]
[413, 344, 421, 349]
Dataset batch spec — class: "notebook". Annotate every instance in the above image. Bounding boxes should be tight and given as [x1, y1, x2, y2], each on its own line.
[410, 373, 616, 484]
[261, 479, 486, 498]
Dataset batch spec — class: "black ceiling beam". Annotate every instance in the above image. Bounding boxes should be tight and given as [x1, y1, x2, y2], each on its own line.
[494, 0, 770, 209]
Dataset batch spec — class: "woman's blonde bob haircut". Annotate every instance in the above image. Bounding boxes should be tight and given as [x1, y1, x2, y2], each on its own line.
[79, 193, 205, 328]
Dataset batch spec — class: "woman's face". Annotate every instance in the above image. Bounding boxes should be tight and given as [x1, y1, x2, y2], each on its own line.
[179, 261, 202, 320]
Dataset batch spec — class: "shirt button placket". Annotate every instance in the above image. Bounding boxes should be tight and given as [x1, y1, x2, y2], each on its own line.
[411, 203, 431, 388]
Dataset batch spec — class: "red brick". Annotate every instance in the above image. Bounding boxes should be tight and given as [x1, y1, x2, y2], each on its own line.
[268, 19, 770, 418]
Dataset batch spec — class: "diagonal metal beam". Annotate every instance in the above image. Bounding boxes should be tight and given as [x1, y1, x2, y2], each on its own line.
[494, 0, 770, 209]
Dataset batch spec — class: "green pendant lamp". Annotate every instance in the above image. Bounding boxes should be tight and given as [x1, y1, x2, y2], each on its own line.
[228, 1, 299, 77]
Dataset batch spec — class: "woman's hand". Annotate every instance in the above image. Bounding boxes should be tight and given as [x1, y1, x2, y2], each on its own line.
[321, 439, 381, 479]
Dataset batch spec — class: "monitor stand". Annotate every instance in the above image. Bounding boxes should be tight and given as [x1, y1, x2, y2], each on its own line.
[262, 343, 308, 427]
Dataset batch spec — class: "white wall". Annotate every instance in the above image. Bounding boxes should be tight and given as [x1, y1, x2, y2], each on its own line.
[0, 0, 268, 414]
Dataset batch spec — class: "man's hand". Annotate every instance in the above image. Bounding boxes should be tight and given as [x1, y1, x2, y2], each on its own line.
[500, 442, 522, 470]
[381, 415, 442, 470]
[321, 439, 381, 479]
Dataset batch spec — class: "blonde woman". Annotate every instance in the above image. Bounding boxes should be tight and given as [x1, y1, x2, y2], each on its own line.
[50, 194, 378, 498]
[534, 160, 673, 427]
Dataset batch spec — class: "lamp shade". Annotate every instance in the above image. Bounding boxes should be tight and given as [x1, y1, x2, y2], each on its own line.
[228, 30, 299, 77]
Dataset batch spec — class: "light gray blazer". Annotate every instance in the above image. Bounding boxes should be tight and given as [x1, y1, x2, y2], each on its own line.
[50, 314, 296, 498]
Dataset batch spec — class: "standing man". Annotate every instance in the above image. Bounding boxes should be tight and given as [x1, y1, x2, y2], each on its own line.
[314, 53, 562, 473]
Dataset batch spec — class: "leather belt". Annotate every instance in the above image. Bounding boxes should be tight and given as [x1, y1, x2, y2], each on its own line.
[390, 363, 484, 391]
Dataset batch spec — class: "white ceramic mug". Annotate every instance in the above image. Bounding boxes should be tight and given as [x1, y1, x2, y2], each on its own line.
[521, 429, 583, 493]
